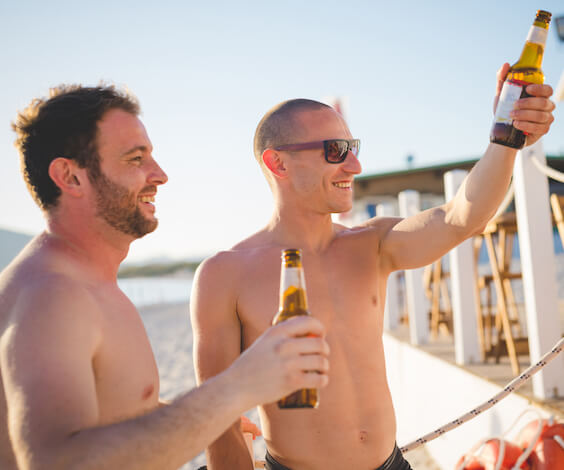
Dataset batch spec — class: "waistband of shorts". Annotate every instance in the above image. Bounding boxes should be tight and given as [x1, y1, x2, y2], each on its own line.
[265, 443, 411, 470]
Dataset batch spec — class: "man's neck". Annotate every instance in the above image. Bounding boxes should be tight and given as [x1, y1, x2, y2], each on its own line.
[45, 213, 130, 281]
[267, 204, 338, 253]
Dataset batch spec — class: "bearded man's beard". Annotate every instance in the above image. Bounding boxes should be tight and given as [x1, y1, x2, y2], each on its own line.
[91, 171, 158, 238]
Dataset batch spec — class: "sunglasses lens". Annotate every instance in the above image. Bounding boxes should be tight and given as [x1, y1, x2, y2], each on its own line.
[350, 140, 360, 157]
[325, 140, 348, 163]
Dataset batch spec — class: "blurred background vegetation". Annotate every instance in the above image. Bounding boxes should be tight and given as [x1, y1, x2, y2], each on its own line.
[118, 260, 202, 278]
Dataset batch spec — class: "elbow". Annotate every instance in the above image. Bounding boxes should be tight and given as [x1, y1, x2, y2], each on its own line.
[444, 204, 487, 241]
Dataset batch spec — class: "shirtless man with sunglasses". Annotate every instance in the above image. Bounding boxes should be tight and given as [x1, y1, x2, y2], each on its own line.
[192, 64, 555, 470]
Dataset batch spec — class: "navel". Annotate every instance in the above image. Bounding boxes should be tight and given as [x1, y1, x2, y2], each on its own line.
[359, 430, 369, 442]
[141, 384, 155, 401]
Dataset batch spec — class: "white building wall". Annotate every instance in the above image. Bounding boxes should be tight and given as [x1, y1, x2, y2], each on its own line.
[384, 333, 557, 470]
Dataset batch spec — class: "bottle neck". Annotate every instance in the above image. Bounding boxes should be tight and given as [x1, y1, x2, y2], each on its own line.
[279, 265, 309, 310]
[528, 22, 549, 45]
[515, 23, 547, 69]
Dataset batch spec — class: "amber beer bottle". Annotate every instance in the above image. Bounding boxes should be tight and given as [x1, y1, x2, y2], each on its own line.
[272, 249, 318, 409]
[490, 10, 552, 149]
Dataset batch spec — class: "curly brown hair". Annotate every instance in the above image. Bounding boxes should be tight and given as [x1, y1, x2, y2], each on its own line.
[12, 84, 140, 210]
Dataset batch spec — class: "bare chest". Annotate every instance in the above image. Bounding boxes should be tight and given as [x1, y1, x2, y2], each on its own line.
[92, 290, 159, 423]
[237, 251, 387, 349]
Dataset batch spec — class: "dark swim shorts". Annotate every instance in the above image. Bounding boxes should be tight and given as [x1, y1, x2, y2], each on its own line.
[265, 443, 413, 470]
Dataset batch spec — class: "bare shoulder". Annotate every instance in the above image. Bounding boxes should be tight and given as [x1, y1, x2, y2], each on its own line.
[1, 234, 100, 329]
[192, 249, 245, 294]
[0, 271, 102, 354]
[334, 216, 403, 247]
[193, 231, 273, 287]
[191, 232, 278, 326]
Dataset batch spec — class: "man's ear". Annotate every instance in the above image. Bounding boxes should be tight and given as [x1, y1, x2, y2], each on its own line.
[48, 157, 84, 197]
[262, 149, 287, 178]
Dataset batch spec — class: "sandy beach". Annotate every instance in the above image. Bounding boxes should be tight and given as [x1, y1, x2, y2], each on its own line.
[138, 301, 442, 470]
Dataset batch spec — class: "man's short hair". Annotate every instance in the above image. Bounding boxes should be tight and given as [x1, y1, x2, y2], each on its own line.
[253, 98, 332, 166]
[12, 84, 140, 210]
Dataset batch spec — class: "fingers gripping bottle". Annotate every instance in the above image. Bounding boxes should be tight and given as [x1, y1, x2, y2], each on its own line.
[272, 249, 319, 409]
[490, 10, 552, 149]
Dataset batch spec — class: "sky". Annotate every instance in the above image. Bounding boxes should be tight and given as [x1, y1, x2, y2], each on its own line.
[1, 0, 564, 264]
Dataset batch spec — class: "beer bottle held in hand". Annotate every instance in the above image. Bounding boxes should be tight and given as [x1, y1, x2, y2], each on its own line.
[490, 10, 552, 149]
[272, 249, 318, 409]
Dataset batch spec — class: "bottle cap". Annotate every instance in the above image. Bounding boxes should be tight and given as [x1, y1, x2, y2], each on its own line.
[282, 248, 301, 257]
[536, 10, 552, 24]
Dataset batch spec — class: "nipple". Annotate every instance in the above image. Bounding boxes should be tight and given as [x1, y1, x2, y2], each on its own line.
[142, 384, 155, 400]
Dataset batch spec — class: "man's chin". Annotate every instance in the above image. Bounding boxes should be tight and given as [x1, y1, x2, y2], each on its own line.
[330, 204, 353, 215]
[118, 216, 158, 239]
[135, 219, 158, 238]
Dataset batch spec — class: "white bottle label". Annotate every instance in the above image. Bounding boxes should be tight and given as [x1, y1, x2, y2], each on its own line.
[493, 81, 523, 125]
[279, 267, 306, 296]
[526, 25, 548, 46]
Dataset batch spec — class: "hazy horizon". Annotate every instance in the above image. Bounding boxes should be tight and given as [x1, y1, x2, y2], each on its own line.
[2, 1, 563, 264]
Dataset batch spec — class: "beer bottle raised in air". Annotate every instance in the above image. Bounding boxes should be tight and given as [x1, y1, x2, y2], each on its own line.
[272, 248, 318, 409]
[490, 10, 552, 149]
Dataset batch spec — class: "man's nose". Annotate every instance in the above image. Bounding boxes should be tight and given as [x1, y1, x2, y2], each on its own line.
[148, 158, 168, 185]
[343, 151, 362, 174]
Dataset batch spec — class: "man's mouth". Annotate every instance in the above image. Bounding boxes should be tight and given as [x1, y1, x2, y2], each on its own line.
[139, 195, 156, 203]
[332, 181, 352, 189]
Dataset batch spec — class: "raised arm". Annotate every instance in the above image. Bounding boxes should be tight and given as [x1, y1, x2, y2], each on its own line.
[379, 66, 555, 272]
[2, 277, 329, 470]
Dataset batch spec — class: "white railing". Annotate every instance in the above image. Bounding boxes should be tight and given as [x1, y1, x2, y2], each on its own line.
[372, 140, 564, 401]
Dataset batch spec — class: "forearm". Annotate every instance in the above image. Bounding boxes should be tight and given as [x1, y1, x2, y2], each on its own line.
[23, 371, 248, 470]
[446, 142, 517, 233]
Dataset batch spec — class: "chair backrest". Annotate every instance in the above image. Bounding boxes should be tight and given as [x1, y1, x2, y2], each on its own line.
[550, 193, 564, 248]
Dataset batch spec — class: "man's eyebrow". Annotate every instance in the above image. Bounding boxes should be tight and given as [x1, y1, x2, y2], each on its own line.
[121, 145, 150, 157]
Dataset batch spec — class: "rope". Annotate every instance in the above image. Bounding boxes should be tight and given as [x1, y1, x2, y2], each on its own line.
[530, 154, 564, 183]
[399, 336, 564, 454]
[491, 151, 564, 217]
[492, 151, 564, 220]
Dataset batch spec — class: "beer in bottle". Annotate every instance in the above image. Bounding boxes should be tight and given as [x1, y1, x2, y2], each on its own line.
[490, 10, 552, 149]
[272, 248, 318, 409]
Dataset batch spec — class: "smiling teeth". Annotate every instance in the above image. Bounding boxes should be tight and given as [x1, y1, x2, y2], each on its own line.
[333, 182, 351, 188]
[140, 196, 155, 203]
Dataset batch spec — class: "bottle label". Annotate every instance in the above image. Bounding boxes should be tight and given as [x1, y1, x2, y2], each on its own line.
[526, 25, 548, 46]
[279, 267, 306, 300]
[493, 80, 524, 125]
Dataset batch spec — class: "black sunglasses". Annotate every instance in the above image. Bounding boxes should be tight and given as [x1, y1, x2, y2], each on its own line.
[274, 139, 360, 164]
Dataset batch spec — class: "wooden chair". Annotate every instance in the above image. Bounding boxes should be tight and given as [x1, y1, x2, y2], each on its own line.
[550, 193, 564, 248]
[549, 193, 564, 341]
[474, 212, 528, 375]
[473, 236, 495, 362]
[396, 270, 410, 326]
[424, 258, 453, 338]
